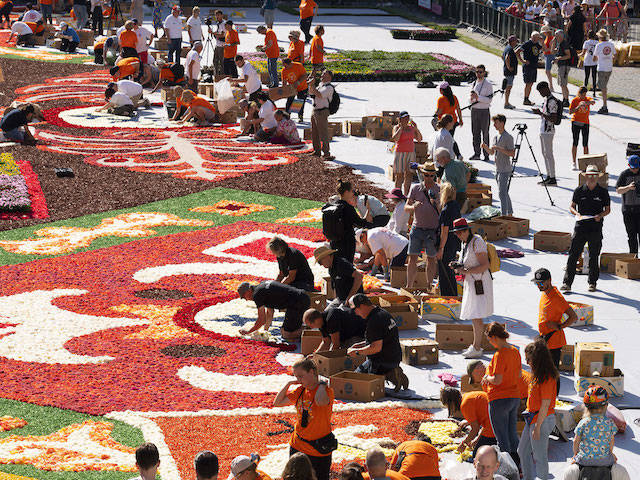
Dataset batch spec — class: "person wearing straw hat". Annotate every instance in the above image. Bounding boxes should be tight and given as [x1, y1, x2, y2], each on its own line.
[227, 454, 272, 480]
[386, 188, 410, 237]
[237, 281, 310, 340]
[314, 245, 363, 307]
[561, 164, 611, 293]
[615, 155, 640, 254]
[592, 28, 615, 114]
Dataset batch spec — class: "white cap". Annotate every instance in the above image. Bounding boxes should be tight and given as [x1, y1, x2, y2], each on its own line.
[227, 454, 259, 480]
[60, 21, 68, 29]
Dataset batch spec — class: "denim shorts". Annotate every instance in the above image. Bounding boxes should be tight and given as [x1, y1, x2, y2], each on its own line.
[504, 75, 515, 87]
[408, 226, 437, 256]
[544, 54, 555, 71]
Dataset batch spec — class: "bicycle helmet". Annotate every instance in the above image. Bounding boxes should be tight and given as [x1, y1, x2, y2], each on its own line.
[583, 385, 609, 408]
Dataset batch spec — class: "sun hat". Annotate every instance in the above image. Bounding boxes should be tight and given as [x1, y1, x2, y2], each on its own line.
[583, 385, 608, 407]
[314, 245, 337, 263]
[628, 155, 640, 169]
[531, 268, 551, 282]
[439, 81, 449, 90]
[385, 187, 406, 200]
[227, 454, 260, 480]
[418, 162, 436, 174]
[399, 111, 410, 118]
[540, 25, 552, 33]
[585, 164, 600, 175]
[450, 218, 470, 232]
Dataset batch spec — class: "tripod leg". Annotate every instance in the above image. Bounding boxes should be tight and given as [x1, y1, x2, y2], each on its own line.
[507, 131, 523, 191]
[523, 131, 555, 207]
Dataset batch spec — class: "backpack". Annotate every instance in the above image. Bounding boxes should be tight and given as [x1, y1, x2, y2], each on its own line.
[321, 201, 346, 241]
[486, 241, 501, 273]
[327, 83, 340, 115]
[548, 96, 563, 125]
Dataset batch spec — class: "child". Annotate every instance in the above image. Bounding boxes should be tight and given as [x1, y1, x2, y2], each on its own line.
[130, 443, 160, 480]
[561, 386, 630, 480]
[569, 86, 595, 169]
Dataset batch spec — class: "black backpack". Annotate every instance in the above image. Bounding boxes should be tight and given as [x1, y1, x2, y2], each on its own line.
[321, 201, 345, 241]
[327, 83, 340, 115]
[549, 96, 563, 125]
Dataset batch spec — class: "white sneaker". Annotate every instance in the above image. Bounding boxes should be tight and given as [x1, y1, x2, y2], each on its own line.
[462, 345, 474, 356]
[463, 346, 484, 358]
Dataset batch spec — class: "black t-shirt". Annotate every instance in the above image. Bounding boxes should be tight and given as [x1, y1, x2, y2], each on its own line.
[73, 0, 90, 7]
[252, 281, 307, 309]
[572, 184, 610, 225]
[328, 255, 363, 302]
[568, 13, 586, 47]
[521, 40, 541, 67]
[0, 109, 28, 132]
[277, 246, 314, 287]
[556, 39, 572, 66]
[439, 200, 462, 252]
[365, 306, 402, 365]
[502, 45, 518, 76]
[615, 168, 640, 210]
[320, 306, 366, 342]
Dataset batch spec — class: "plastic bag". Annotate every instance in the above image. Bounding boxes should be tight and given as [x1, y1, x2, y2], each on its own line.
[496, 448, 519, 480]
[466, 205, 501, 221]
[215, 78, 235, 114]
[439, 458, 475, 480]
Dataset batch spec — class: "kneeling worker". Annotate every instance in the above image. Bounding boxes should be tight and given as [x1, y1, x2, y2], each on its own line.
[303, 306, 366, 352]
[389, 432, 440, 480]
[347, 293, 408, 391]
[356, 227, 409, 281]
[237, 281, 310, 340]
[314, 245, 363, 308]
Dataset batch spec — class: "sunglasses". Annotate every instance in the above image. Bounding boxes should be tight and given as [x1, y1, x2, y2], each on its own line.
[534, 280, 545, 287]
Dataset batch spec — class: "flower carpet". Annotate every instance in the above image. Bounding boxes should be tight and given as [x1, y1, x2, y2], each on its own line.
[0, 153, 48, 220]
[0, 30, 92, 64]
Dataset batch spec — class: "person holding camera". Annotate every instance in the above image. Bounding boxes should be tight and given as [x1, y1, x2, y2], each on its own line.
[532, 81, 560, 186]
[273, 358, 335, 480]
[212, 10, 227, 76]
[450, 218, 494, 359]
[469, 65, 493, 162]
[616, 155, 640, 254]
[482, 114, 516, 216]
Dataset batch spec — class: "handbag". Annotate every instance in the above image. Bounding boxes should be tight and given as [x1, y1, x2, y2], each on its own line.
[297, 432, 338, 454]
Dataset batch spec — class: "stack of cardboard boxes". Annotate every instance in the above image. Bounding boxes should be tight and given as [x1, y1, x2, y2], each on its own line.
[574, 342, 623, 397]
[77, 29, 94, 48]
[577, 153, 608, 188]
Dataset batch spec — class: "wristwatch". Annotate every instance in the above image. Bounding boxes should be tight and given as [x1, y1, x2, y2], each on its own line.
[355, 351, 360, 356]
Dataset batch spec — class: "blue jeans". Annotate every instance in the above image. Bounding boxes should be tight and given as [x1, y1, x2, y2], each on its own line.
[3, 128, 24, 142]
[267, 57, 279, 87]
[517, 414, 555, 480]
[74, 4, 88, 30]
[496, 171, 513, 215]
[356, 357, 398, 376]
[41, 3, 53, 23]
[489, 397, 520, 453]
[168, 38, 182, 65]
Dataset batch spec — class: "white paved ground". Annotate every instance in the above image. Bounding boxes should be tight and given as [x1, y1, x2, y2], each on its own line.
[134, 7, 640, 476]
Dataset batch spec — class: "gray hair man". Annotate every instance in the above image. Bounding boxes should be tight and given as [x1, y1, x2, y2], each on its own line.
[436, 146, 469, 207]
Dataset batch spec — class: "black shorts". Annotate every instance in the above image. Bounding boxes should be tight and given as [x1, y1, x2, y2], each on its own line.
[571, 121, 589, 147]
[282, 294, 310, 332]
[523, 66, 537, 84]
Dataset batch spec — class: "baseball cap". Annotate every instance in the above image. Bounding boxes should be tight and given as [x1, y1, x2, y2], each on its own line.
[438, 81, 449, 90]
[399, 111, 409, 118]
[228, 455, 259, 480]
[628, 155, 640, 169]
[172, 5, 180, 11]
[531, 268, 551, 282]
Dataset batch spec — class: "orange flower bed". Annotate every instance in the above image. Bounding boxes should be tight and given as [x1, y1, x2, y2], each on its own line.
[0, 417, 27, 432]
[190, 201, 275, 216]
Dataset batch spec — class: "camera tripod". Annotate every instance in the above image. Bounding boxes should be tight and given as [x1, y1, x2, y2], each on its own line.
[507, 124, 555, 206]
[106, 0, 124, 31]
[201, 32, 216, 68]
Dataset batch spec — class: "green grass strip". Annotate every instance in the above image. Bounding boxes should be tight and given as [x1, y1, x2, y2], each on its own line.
[0, 397, 144, 480]
[0, 187, 321, 266]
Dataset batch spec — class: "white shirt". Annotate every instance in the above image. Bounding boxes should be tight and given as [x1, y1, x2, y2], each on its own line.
[540, 95, 558, 134]
[582, 39, 598, 66]
[185, 49, 201, 79]
[562, 0, 576, 17]
[214, 21, 225, 47]
[471, 78, 493, 109]
[117, 80, 143, 98]
[431, 128, 455, 161]
[367, 227, 409, 261]
[186, 15, 202, 42]
[11, 22, 33, 36]
[163, 14, 183, 39]
[356, 195, 389, 218]
[23, 10, 42, 22]
[110, 91, 134, 107]
[259, 100, 277, 129]
[135, 26, 153, 52]
[388, 200, 410, 236]
[241, 62, 261, 94]
[313, 83, 334, 110]
[593, 40, 615, 72]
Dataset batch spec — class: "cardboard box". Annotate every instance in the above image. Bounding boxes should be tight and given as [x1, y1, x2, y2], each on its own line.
[330, 371, 386, 402]
[308, 292, 327, 311]
[575, 342, 615, 377]
[161, 87, 177, 102]
[400, 339, 439, 365]
[328, 122, 343, 137]
[303, 128, 313, 141]
[382, 110, 400, 124]
[577, 153, 608, 172]
[217, 110, 237, 124]
[379, 295, 420, 330]
[321, 276, 336, 299]
[466, 192, 492, 211]
[461, 374, 483, 393]
[268, 85, 296, 101]
[301, 330, 323, 356]
[466, 183, 492, 195]
[615, 258, 640, 279]
[421, 296, 463, 321]
[533, 231, 572, 252]
[362, 115, 392, 128]
[314, 349, 365, 377]
[575, 369, 624, 398]
[390, 266, 428, 289]
[198, 82, 215, 98]
[566, 302, 594, 327]
[469, 220, 508, 241]
[154, 37, 168, 50]
[517, 420, 525, 435]
[600, 253, 637, 273]
[559, 344, 574, 372]
[414, 141, 428, 160]
[366, 126, 392, 141]
[493, 215, 530, 237]
[435, 324, 495, 351]
[345, 121, 366, 137]
[578, 172, 609, 188]
[555, 400, 578, 432]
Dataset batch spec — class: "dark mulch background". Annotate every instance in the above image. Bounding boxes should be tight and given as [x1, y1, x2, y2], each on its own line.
[0, 57, 387, 232]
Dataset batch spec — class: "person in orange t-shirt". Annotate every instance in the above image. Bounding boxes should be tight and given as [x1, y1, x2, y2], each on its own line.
[363, 447, 409, 480]
[532, 267, 577, 376]
[518, 340, 558, 480]
[227, 454, 273, 480]
[111, 57, 141, 81]
[309, 25, 325, 77]
[274, 358, 334, 480]
[257, 25, 280, 87]
[223, 20, 240, 78]
[389, 435, 441, 479]
[569, 86, 596, 168]
[281, 58, 309, 122]
[435, 83, 463, 133]
[482, 322, 522, 462]
[287, 30, 305, 64]
[169, 86, 195, 121]
[299, 0, 317, 43]
[460, 391, 498, 458]
[25, 20, 44, 35]
[119, 21, 139, 59]
[178, 90, 216, 125]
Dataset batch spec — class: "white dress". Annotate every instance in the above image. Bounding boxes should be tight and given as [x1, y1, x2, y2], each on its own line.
[459, 234, 494, 320]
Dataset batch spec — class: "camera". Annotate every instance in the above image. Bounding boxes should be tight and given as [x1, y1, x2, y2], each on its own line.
[205, 17, 213, 26]
[513, 123, 528, 133]
[449, 261, 463, 270]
